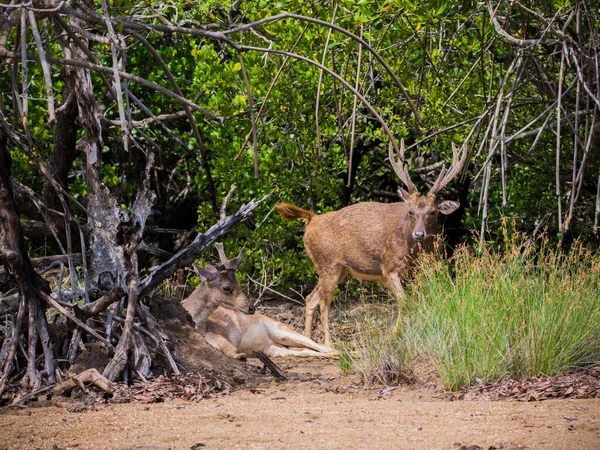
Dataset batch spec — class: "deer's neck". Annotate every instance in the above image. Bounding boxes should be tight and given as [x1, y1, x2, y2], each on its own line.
[186, 284, 217, 334]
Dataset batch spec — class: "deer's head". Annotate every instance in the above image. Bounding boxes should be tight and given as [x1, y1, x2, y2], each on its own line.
[193, 243, 255, 315]
[389, 139, 467, 241]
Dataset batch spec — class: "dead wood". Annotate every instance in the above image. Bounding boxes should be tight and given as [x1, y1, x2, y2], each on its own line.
[74, 286, 124, 322]
[0, 131, 55, 394]
[39, 290, 112, 347]
[137, 192, 270, 298]
[102, 153, 155, 381]
[138, 303, 180, 375]
[53, 368, 116, 396]
[255, 351, 287, 380]
[0, 290, 19, 314]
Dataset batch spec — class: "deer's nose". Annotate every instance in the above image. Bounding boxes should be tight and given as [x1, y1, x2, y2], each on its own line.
[248, 305, 256, 315]
[413, 231, 426, 240]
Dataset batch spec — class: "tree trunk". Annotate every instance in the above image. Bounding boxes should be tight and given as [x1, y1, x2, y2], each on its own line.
[0, 129, 54, 394]
[44, 80, 79, 211]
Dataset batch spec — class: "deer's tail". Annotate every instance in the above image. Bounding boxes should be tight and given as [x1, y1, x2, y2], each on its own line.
[275, 202, 315, 223]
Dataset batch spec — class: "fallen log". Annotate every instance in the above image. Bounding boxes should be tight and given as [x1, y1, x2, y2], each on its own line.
[53, 368, 116, 396]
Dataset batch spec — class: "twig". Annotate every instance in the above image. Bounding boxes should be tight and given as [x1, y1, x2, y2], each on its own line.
[0, 47, 224, 123]
[27, 9, 55, 122]
[487, 0, 559, 47]
[238, 53, 258, 178]
[10, 384, 56, 407]
[315, 3, 337, 156]
[236, 21, 311, 159]
[220, 184, 237, 222]
[239, 45, 401, 157]
[38, 291, 113, 348]
[225, 13, 422, 125]
[20, 8, 28, 128]
[254, 351, 287, 380]
[246, 275, 303, 305]
[348, 24, 364, 187]
[556, 45, 565, 235]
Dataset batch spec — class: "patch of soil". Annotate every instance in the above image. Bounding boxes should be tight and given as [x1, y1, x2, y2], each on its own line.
[2, 358, 600, 450]
[70, 343, 110, 374]
[3, 297, 600, 449]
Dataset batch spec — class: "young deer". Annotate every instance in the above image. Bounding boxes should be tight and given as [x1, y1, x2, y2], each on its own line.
[276, 140, 467, 348]
[183, 243, 334, 359]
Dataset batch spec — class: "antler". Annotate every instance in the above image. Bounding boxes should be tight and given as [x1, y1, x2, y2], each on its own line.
[428, 142, 468, 197]
[215, 242, 246, 271]
[389, 138, 418, 195]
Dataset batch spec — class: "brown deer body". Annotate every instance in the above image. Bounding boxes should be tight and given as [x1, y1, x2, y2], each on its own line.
[276, 140, 467, 348]
[183, 244, 334, 359]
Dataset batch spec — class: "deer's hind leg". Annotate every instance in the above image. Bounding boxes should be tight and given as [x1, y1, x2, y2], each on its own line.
[265, 320, 336, 356]
[264, 345, 333, 358]
[305, 268, 346, 348]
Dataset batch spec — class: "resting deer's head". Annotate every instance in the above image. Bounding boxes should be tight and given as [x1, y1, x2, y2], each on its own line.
[193, 243, 255, 315]
[389, 139, 467, 241]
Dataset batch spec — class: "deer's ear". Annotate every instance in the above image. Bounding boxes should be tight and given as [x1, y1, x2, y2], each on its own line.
[438, 200, 460, 215]
[193, 264, 220, 282]
[398, 187, 411, 202]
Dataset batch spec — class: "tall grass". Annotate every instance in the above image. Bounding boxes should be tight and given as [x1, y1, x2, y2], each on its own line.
[405, 236, 600, 390]
[339, 321, 413, 386]
[337, 295, 413, 386]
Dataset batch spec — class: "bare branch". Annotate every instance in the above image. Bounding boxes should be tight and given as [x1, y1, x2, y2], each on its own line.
[348, 23, 364, 187]
[225, 13, 422, 126]
[220, 184, 237, 222]
[137, 192, 271, 297]
[0, 47, 225, 123]
[315, 4, 338, 156]
[238, 52, 259, 178]
[487, 1, 560, 47]
[27, 9, 54, 122]
[239, 45, 402, 157]
[236, 22, 311, 159]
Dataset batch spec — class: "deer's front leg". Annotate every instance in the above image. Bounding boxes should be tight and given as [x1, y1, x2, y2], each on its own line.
[204, 332, 247, 360]
[384, 271, 408, 333]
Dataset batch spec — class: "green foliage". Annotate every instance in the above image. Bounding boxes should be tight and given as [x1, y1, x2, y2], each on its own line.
[405, 234, 600, 391]
[2, 0, 598, 299]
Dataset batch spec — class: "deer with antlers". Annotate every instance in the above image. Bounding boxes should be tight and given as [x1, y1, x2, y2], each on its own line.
[276, 140, 467, 349]
[183, 243, 334, 359]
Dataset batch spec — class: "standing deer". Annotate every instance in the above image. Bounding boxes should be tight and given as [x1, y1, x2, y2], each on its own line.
[276, 140, 467, 348]
[183, 243, 334, 359]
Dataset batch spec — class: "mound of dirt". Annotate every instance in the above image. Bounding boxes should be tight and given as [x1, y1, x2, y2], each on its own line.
[63, 295, 272, 391]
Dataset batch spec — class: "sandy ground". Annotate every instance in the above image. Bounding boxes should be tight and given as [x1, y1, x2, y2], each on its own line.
[2, 358, 600, 450]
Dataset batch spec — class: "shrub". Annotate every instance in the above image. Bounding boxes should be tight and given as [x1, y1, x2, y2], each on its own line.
[405, 236, 600, 390]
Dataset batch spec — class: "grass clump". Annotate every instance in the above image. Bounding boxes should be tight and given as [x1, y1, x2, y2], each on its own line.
[338, 301, 414, 386]
[405, 236, 600, 391]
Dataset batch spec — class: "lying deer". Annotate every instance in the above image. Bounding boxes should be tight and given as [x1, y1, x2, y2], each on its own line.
[276, 140, 467, 348]
[182, 243, 334, 359]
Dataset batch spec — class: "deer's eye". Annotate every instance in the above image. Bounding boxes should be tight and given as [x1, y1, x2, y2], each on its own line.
[222, 286, 232, 294]
[407, 210, 413, 216]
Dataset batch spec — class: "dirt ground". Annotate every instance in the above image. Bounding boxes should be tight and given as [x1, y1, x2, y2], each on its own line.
[2, 298, 600, 449]
[2, 357, 600, 450]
